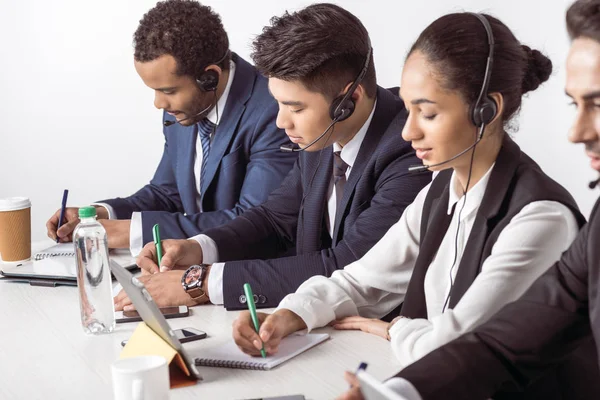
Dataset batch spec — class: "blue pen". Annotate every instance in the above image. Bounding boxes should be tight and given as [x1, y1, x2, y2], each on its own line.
[351, 362, 368, 388]
[56, 189, 69, 243]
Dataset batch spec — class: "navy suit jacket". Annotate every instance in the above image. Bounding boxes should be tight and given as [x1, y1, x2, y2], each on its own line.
[99, 54, 297, 244]
[204, 87, 432, 309]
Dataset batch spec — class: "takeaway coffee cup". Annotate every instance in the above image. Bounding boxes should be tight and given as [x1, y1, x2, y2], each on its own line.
[0, 197, 32, 262]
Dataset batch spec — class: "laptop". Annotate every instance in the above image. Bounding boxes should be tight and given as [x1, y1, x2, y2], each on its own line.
[109, 260, 202, 382]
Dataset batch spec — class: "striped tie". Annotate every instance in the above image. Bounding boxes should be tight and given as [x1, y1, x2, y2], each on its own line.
[198, 118, 216, 191]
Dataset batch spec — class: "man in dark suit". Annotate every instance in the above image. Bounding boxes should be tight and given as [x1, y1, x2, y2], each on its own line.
[340, 1, 600, 399]
[114, 4, 430, 311]
[45, 0, 296, 254]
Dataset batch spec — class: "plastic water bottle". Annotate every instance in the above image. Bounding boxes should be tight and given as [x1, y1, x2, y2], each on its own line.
[73, 206, 115, 334]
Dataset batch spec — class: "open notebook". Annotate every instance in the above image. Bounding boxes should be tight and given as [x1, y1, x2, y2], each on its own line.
[34, 243, 75, 260]
[194, 333, 329, 370]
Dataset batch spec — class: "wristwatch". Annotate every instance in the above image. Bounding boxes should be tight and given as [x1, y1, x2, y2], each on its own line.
[181, 264, 209, 302]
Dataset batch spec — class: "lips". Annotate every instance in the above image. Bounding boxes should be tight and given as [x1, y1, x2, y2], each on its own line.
[587, 151, 600, 171]
[287, 134, 302, 144]
[414, 148, 432, 160]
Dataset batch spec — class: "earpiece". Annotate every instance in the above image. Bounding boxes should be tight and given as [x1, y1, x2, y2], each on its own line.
[196, 69, 219, 92]
[468, 13, 497, 130]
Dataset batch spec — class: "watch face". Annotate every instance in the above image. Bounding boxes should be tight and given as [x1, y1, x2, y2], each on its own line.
[184, 266, 202, 287]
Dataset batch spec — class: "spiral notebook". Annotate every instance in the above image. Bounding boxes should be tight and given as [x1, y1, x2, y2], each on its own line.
[34, 243, 75, 260]
[194, 333, 329, 370]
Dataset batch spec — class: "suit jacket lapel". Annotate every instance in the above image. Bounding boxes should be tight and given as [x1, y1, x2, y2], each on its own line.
[298, 150, 333, 253]
[401, 182, 453, 319]
[177, 123, 200, 214]
[200, 53, 254, 201]
[448, 135, 521, 308]
[332, 87, 399, 242]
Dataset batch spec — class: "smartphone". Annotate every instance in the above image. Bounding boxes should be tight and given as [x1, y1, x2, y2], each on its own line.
[115, 305, 189, 323]
[120, 327, 207, 346]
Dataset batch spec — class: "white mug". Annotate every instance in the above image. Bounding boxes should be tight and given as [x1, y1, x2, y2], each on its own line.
[111, 355, 170, 400]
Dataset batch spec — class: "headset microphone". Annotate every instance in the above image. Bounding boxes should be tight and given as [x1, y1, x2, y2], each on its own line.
[589, 177, 600, 189]
[408, 126, 486, 172]
[163, 102, 214, 127]
[279, 119, 339, 152]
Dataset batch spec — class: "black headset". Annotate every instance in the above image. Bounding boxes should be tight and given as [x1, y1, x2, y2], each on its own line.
[328, 39, 373, 122]
[468, 13, 497, 128]
[195, 49, 231, 92]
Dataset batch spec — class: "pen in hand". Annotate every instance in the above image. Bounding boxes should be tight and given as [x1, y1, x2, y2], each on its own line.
[243, 283, 266, 358]
[56, 189, 69, 243]
[152, 224, 163, 267]
[350, 362, 368, 388]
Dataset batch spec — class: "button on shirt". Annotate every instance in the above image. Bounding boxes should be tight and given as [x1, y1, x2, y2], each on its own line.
[275, 163, 579, 370]
[193, 101, 377, 305]
[96, 60, 237, 257]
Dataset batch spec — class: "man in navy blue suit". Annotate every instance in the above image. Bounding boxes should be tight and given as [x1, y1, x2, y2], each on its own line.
[114, 3, 431, 311]
[45, 0, 296, 254]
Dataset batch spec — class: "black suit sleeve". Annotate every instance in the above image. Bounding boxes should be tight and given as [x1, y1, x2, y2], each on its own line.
[214, 149, 430, 309]
[396, 202, 600, 400]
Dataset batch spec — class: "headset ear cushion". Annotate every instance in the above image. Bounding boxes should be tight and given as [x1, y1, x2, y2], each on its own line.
[196, 70, 219, 92]
[471, 97, 498, 126]
[329, 95, 356, 122]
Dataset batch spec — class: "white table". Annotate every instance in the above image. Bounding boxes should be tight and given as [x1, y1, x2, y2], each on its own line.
[0, 242, 402, 400]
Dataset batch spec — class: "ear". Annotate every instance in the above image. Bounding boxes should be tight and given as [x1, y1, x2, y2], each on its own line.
[488, 92, 504, 125]
[204, 64, 222, 77]
[340, 81, 365, 103]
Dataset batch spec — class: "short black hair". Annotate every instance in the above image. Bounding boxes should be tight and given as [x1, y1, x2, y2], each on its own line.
[133, 0, 230, 78]
[408, 13, 552, 124]
[251, 3, 376, 100]
[567, 0, 600, 42]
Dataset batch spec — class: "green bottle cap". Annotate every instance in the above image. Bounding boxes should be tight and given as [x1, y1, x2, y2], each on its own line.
[78, 206, 97, 218]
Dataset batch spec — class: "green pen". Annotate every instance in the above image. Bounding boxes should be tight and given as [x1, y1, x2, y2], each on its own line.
[243, 283, 266, 358]
[152, 224, 163, 266]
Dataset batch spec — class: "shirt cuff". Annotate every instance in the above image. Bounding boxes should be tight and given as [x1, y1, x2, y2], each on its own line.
[208, 262, 225, 305]
[191, 234, 219, 264]
[92, 203, 115, 220]
[383, 378, 423, 400]
[276, 293, 336, 332]
[129, 212, 143, 257]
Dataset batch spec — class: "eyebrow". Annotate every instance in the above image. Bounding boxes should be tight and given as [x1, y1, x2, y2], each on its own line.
[410, 98, 436, 105]
[281, 100, 305, 107]
[565, 89, 600, 100]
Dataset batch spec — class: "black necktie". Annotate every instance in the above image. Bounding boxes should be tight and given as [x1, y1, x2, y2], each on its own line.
[333, 151, 349, 212]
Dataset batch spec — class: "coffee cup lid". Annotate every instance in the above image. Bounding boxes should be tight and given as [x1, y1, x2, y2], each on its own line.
[0, 197, 31, 212]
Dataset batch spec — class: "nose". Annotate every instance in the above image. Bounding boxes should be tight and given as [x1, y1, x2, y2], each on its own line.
[154, 91, 169, 110]
[568, 107, 598, 145]
[401, 112, 424, 143]
[276, 108, 293, 130]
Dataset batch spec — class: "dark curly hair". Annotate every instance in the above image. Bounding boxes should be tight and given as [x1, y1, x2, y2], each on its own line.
[251, 3, 376, 100]
[409, 13, 552, 124]
[133, 0, 230, 78]
[567, 0, 600, 42]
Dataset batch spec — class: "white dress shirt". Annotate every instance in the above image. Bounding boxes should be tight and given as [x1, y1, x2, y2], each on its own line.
[96, 60, 236, 257]
[193, 102, 377, 305]
[275, 163, 579, 370]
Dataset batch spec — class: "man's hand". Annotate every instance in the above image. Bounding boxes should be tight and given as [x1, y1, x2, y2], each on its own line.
[137, 239, 203, 275]
[232, 309, 307, 356]
[113, 270, 210, 311]
[47, 205, 109, 243]
[336, 372, 364, 400]
[100, 219, 131, 248]
[332, 316, 390, 340]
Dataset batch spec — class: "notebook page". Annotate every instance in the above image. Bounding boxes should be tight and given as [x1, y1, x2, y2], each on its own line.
[196, 333, 329, 370]
[34, 243, 75, 259]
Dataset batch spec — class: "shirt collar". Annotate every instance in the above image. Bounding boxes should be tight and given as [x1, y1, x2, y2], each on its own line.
[447, 162, 495, 216]
[332, 99, 377, 170]
[206, 59, 236, 125]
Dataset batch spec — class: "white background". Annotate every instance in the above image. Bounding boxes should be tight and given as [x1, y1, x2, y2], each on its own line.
[0, 0, 593, 242]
